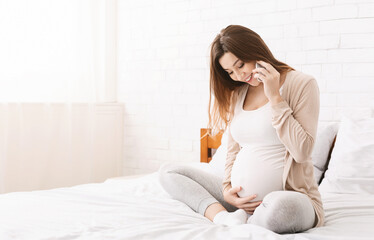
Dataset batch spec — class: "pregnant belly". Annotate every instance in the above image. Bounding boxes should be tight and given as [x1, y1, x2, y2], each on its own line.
[231, 146, 284, 201]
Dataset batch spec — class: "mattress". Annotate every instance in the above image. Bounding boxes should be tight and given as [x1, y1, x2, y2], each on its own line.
[0, 169, 373, 240]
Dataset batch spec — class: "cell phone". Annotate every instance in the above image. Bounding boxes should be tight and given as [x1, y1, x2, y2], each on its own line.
[255, 62, 265, 82]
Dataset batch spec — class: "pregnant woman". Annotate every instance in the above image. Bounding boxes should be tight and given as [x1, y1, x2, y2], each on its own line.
[159, 25, 324, 233]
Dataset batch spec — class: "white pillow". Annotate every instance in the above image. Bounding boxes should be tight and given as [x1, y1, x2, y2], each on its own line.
[312, 122, 339, 184]
[208, 123, 338, 184]
[319, 116, 374, 194]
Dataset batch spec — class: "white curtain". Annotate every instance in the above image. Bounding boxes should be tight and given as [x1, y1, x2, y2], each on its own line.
[0, 0, 117, 102]
[0, 0, 120, 193]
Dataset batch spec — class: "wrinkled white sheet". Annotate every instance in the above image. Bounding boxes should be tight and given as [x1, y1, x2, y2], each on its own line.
[294, 192, 374, 240]
[0, 171, 373, 240]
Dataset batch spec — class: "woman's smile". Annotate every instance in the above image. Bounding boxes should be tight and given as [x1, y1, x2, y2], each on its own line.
[244, 73, 253, 83]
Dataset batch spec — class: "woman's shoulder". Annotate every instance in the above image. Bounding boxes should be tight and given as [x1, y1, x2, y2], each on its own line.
[283, 70, 319, 106]
[286, 70, 317, 89]
[284, 70, 319, 98]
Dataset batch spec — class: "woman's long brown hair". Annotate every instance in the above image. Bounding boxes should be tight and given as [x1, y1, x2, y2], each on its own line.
[207, 25, 294, 135]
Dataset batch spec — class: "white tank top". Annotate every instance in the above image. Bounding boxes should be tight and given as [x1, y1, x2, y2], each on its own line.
[230, 84, 286, 201]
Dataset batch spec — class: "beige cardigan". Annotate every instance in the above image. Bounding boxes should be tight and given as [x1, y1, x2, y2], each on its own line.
[223, 70, 324, 228]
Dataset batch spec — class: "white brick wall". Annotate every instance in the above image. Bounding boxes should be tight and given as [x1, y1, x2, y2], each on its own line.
[117, 0, 374, 175]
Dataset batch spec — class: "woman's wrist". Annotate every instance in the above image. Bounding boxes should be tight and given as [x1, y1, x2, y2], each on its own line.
[223, 184, 232, 193]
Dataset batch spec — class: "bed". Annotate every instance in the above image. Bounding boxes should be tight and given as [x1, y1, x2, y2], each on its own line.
[1, 116, 374, 240]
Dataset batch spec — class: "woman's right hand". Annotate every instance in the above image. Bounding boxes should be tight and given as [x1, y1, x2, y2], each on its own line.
[223, 186, 263, 214]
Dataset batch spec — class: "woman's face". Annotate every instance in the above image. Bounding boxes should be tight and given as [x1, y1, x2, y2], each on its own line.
[219, 52, 260, 87]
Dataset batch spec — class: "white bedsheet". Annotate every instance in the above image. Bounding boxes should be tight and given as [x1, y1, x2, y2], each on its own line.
[0, 171, 373, 240]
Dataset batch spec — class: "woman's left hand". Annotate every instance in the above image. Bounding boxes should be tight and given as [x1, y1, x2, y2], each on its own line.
[252, 60, 283, 105]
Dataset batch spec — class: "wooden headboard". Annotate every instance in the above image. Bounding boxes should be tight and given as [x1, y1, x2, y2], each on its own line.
[200, 128, 223, 163]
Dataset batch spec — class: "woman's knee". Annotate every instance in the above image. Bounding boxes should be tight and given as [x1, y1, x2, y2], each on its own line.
[158, 162, 191, 190]
[158, 163, 178, 186]
[252, 191, 315, 233]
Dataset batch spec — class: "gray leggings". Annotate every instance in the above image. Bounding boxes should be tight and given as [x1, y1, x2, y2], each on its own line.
[158, 163, 316, 234]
